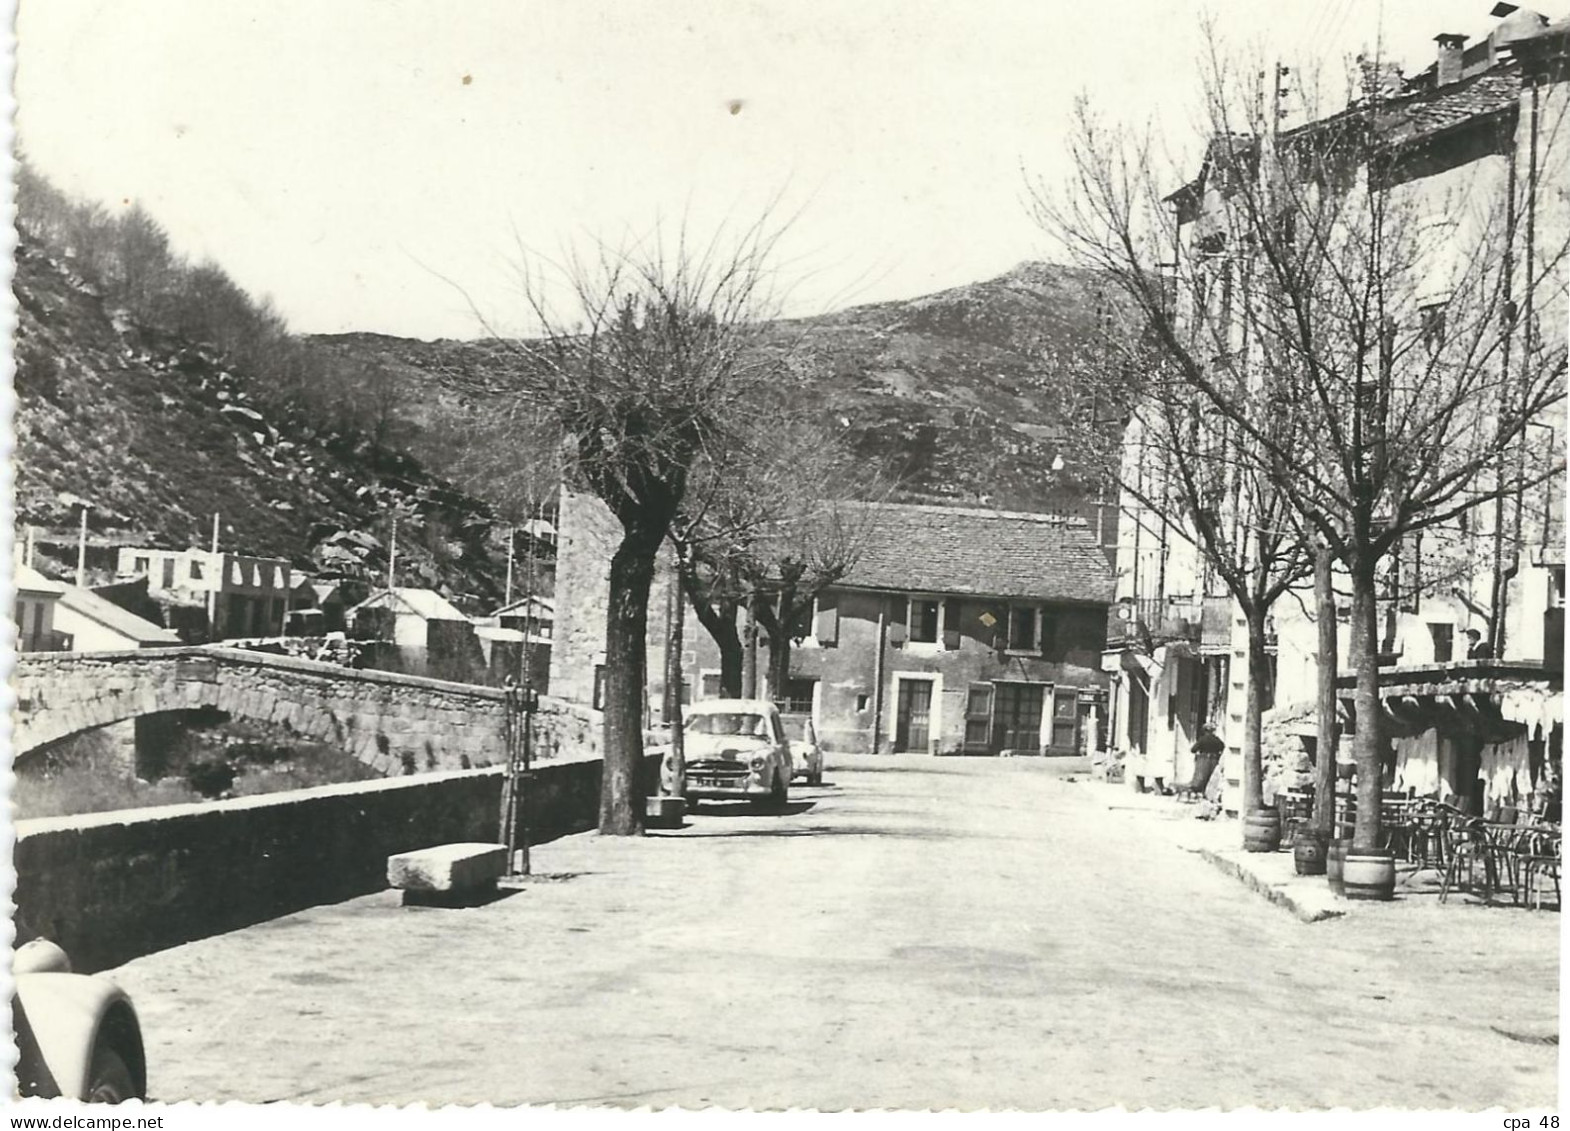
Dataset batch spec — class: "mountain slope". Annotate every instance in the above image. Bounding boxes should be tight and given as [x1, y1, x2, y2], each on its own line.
[13, 239, 512, 606]
[313, 261, 1115, 514]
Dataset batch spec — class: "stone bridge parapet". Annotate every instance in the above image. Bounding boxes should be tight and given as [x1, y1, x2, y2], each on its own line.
[12, 646, 596, 773]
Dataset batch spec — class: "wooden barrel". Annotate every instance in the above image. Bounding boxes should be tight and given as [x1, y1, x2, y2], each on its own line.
[1242, 807, 1281, 853]
[1342, 852, 1397, 901]
[1293, 828, 1328, 875]
[1327, 839, 1349, 896]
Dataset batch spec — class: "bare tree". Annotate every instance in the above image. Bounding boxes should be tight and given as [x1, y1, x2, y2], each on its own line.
[1035, 30, 1568, 856]
[1044, 328, 1314, 833]
[671, 409, 882, 698]
[510, 220, 789, 835]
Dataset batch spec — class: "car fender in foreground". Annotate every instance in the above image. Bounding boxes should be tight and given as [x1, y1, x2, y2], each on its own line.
[14, 972, 146, 1101]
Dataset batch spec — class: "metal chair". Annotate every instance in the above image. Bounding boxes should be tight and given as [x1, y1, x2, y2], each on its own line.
[1515, 826, 1561, 911]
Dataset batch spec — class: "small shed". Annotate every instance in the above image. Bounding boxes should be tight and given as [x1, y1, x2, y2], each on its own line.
[55, 585, 182, 652]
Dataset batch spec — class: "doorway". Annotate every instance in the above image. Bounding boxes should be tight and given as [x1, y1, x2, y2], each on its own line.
[894, 678, 934, 753]
[992, 681, 1046, 754]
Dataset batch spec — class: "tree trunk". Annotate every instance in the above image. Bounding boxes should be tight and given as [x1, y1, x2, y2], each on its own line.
[664, 582, 686, 798]
[741, 596, 759, 698]
[1242, 605, 1269, 817]
[1313, 545, 1340, 838]
[766, 626, 791, 698]
[716, 630, 744, 698]
[600, 527, 660, 835]
[1348, 555, 1385, 854]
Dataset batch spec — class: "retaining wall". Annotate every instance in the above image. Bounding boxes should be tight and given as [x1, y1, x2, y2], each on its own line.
[14, 753, 659, 973]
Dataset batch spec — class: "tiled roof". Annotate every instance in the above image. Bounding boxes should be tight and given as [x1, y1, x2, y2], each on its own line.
[833, 502, 1113, 605]
[1374, 68, 1521, 148]
[58, 586, 182, 645]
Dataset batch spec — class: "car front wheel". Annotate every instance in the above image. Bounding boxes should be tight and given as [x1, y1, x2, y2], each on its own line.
[85, 1046, 137, 1104]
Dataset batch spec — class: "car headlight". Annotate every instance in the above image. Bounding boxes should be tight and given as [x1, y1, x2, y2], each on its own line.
[750, 756, 766, 770]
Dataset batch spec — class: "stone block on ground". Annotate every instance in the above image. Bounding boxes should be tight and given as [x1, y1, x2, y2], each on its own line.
[388, 842, 508, 901]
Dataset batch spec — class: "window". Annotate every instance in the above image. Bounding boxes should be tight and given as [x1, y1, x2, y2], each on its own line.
[699, 671, 722, 699]
[162, 559, 177, 588]
[190, 559, 205, 580]
[134, 556, 151, 574]
[781, 677, 816, 715]
[910, 598, 940, 644]
[1008, 605, 1039, 652]
[1428, 623, 1454, 663]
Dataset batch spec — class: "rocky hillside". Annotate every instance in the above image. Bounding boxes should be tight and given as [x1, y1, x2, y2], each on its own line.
[313, 262, 1117, 514]
[13, 239, 514, 607]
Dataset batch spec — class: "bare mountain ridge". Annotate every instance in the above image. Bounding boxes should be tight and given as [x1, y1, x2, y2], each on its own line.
[314, 261, 1113, 513]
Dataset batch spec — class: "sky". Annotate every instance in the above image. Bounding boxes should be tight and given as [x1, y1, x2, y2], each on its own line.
[13, 0, 1542, 341]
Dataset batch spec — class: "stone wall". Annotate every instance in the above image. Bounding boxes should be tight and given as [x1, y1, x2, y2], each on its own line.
[12, 646, 598, 773]
[14, 753, 658, 973]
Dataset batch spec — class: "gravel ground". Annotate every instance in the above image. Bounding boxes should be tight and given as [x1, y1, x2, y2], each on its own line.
[110, 754, 1560, 1110]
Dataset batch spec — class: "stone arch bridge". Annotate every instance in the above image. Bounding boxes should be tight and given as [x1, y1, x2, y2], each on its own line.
[12, 647, 593, 774]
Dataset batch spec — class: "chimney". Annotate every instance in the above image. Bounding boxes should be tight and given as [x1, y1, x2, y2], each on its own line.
[1435, 33, 1467, 86]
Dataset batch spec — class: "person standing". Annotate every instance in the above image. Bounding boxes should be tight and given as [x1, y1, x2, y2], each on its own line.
[1187, 724, 1226, 800]
[1465, 628, 1494, 660]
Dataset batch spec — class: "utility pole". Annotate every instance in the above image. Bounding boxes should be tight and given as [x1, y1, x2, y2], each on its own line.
[501, 497, 544, 883]
[75, 504, 90, 587]
[387, 513, 398, 592]
[504, 525, 515, 608]
[207, 512, 220, 638]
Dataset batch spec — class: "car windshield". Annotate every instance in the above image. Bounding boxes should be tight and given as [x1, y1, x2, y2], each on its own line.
[686, 712, 769, 738]
[781, 716, 812, 742]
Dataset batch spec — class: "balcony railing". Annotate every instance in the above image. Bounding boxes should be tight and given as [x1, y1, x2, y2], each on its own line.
[1110, 595, 1267, 654]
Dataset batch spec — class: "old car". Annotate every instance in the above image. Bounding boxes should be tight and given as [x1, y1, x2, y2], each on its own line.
[13, 938, 147, 1102]
[662, 698, 793, 812]
[782, 712, 825, 786]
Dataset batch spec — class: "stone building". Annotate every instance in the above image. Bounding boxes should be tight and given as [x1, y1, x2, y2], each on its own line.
[1105, 7, 1569, 814]
[551, 490, 1114, 755]
[116, 545, 294, 640]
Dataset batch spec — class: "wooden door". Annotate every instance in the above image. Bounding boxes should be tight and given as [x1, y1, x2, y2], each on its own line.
[1048, 687, 1080, 754]
[991, 682, 1045, 754]
[894, 680, 933, 752]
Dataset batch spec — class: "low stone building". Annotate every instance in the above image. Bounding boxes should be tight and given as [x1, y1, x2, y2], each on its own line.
[552, 490, 1114, 755]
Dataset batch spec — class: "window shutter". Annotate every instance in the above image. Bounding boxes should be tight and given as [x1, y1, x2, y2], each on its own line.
[887, 596, 908, 647]
[815, 591, 839, 647]
[942, 597, 962, 650]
